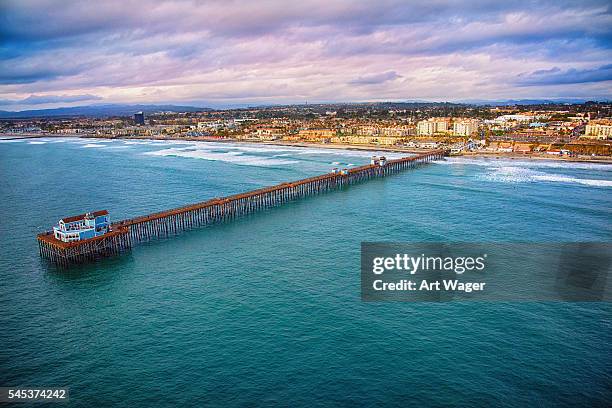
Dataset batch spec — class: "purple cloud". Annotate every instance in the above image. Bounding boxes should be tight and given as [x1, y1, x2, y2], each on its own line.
[517, 64, 612, 85]
[0, 94, 102, 106]
[350, 71, 402, 85]
[0, 0, 610, 107]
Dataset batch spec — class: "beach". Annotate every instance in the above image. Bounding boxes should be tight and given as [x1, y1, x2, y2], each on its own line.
[87, 133, 612, 164]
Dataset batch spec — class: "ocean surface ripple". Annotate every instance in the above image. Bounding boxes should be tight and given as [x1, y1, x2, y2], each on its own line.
[0, 138, 610, 407]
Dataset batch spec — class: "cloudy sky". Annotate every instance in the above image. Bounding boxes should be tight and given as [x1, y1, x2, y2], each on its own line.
[1, 0, 611, 110]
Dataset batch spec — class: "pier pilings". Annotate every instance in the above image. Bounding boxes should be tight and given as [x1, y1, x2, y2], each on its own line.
[37, 227, 132, 267]
[38, 149, 446, 266]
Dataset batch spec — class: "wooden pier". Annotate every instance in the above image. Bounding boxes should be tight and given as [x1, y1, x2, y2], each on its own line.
[38, 149, 446, 266]
[37, 226, 132, 267]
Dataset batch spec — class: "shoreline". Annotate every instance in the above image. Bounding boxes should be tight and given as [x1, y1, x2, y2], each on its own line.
[3, 132, 611, 164]
[91, 135, 612, 164]
[256, 140, 612, 164]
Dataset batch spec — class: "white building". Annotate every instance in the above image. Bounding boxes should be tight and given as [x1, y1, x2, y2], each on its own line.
[495, 114, 534, 123]
[254, 127, 284, 140]
[417, 119, 448, 136]
[583, 122, 612, 140]
[379, 126, 412, 137]
[453, 120, 478, 136]
[198, 121, 228, 131]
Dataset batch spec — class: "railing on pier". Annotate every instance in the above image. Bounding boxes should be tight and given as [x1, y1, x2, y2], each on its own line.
[38, 149, 446, 266]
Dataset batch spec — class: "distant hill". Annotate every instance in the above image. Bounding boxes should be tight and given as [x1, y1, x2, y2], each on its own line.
[457, 98, 605, 106]
[0, 104, 211, 119]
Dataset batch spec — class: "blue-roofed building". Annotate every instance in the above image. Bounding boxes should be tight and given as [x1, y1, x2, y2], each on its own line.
[53, 210, 110, 242]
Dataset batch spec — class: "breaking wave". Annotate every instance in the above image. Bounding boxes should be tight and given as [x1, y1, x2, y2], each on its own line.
[441, 157, 612, 171]
[144, 147, 299, 167]
[480, 165, 612, 187]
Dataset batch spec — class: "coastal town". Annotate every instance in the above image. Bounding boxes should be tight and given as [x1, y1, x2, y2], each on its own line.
[1, 101, 611, 160]
[2, 0, 612, 405]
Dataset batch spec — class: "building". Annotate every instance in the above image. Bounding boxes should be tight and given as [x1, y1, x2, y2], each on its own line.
[404, 141, 440, 149]
[583, 120, 612, 140]
[356, 125, 378, 136]
[53, 210, 110, 243]
[332, 135, 373, 145]
[379, 126, 413, 137]
[376, 136, 404, 146]
[134, 112, 145, 126]
[486, 142, 513, 152]
[494, 114, 534, 123]
[417, 119, 448, 136]
[198, 121, 233, 131]
[453, 120, 478, 136]
[485, 114, 536, 130]
[513, 142, 533, 153]
[298, 128, 336, 141]
[253, 127, 285, 140]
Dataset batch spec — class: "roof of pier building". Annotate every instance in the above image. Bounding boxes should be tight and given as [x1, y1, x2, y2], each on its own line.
[60, 210, 109, 224]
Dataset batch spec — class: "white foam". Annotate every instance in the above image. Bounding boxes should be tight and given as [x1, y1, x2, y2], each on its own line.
[219, 144, 296, 154]
[137, 140, 417, 168]
[144, 147, 299, 167]
[28, 141, 47, 145]
[480, 165, 611, 187]
[294, 148, 404, 159]
[532, 174, 612, 187]
[145, 147, 193, 155]
[442, 157, 612, 172]
[166, 140, 403, 159]
[53, 138, 89, 144]
[104, 138, 404, 160]
[82, 143, 105, 148]
[104, 145, 130, 149]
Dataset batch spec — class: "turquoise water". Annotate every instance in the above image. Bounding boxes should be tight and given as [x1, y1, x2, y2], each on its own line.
[1, 137, 611, 406]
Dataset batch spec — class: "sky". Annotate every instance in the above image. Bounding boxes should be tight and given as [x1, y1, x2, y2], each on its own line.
[0, 0, 611, 111]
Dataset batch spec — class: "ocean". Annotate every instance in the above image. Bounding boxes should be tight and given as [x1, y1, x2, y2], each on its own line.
[1, 137, 610, 406]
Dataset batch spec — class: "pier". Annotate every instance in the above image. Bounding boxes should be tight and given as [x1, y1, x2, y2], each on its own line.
[38, 150, 446, 266]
